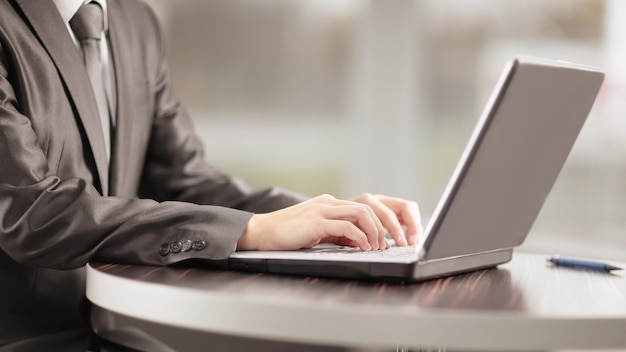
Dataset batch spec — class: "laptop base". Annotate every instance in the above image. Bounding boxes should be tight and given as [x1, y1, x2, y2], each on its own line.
[413, 248, 513, 281]
[228, 248, 513, 284]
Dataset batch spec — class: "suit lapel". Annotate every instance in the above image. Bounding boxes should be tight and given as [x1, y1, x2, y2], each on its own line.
[68, 0, 153, 197]
[16, 0, 110, 195]
[107, 0, 136, 196]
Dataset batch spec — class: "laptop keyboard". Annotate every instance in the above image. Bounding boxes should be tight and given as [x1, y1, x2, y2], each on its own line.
[301, 245, 419, 258]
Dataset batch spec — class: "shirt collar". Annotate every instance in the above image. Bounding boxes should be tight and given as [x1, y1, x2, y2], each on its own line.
[52, 0, 109, 32]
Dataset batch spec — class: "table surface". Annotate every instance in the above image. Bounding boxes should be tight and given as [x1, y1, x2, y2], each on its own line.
[86, 252, 626, 351]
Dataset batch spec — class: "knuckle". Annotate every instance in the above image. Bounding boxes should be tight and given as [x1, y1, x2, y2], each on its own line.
[362, 192, 375, 201]
[354, 192, 373, 202]
[356, 204, 371, 216]
[407, 200, 420, 211]
[318, 194, 335, 201]
[340, 221, 356, 235]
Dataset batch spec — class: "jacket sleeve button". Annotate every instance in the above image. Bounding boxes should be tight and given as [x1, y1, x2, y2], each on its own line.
[159, 243, 170, 256]
[170, 241, 183, 253]
[192, 240, 207, 251]
[181, 240, 193, 252]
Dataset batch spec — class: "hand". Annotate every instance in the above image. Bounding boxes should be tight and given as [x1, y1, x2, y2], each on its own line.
[237, 194, 421, 251]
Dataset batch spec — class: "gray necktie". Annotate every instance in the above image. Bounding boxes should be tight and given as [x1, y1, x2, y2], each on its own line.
[70, 2, 111, 162]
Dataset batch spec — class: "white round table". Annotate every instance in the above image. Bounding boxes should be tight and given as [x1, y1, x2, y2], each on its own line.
[86, 252, 626, 351]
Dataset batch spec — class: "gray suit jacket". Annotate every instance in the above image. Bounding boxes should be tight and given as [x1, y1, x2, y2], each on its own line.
[0, 0, 304, 346]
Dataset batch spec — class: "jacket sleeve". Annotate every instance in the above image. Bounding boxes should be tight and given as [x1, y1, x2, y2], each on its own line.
[0, 77, 251, 269]
[0, 3, 304, 271]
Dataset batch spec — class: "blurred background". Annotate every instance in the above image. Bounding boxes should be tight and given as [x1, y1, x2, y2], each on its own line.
[143, 0, 625, 262]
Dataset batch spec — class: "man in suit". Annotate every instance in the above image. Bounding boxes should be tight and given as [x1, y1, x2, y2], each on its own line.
[0, 0, 421, 350]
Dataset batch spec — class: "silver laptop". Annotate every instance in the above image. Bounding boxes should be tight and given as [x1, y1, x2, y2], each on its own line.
[228, 56, 605, 282]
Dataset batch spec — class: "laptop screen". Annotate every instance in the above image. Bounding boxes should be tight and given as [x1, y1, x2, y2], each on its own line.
[422, 57, 604, 260]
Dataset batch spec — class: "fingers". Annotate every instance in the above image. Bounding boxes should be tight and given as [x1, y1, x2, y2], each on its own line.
[320, 220, 373, 251]
[354, 194, 406, 246]
[384, 196, 422, 245]
[313, 196, 386, 250]
[323, 205, 386, 249]
[353, 194, 423, 246]
[395, 198, 422, 245]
